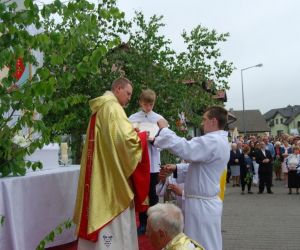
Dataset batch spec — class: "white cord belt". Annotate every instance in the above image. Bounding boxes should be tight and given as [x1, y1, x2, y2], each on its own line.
[185, 194, 218, 200]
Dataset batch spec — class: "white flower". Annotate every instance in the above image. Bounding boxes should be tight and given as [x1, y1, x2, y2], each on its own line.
[12, 133, 29, 148]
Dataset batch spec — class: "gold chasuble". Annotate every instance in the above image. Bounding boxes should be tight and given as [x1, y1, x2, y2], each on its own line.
[73, 91, 145, 241]
[164, 233, 205, 250]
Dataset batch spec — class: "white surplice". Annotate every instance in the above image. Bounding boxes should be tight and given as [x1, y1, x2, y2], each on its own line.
[77, 204, 138, 250]
[129, 110, 164, 173]
[154, 129, 230, 250]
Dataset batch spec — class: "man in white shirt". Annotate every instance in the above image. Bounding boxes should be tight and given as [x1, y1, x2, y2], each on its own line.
[129, 89, 165, 235]
[154, 106, 230, 250]
[237, 140, 243, 154]
[255, 141, 273, 194]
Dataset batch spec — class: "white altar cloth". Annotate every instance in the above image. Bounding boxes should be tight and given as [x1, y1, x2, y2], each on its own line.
[0, 166, 80, 250]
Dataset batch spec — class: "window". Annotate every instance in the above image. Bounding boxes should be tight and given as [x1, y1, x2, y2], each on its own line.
[275, 119, 278, 124]
[281, 118, 284, 124]
[298, 121, 300, 128]
[277, 130, 283, 136]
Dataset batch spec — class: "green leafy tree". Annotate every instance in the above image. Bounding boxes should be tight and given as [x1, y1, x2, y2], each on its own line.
[0, 0, 234, 171]
[104, 12, 186, 127]
[0, 0, 53, 176]
[173, 25, 234, 127]
[105, 14, 233, 163]
[0, 0, 128, 174]
[40, 0, 129, 163]
[103, 13, 234, 133]
[40, 6, 233, 164]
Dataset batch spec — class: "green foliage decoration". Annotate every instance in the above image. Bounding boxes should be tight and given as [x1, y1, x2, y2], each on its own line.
[0, 215, 4, 226]
[36, 218, 74, 250]
[273, 158, 281, 172]
[244, 172, 253, 185]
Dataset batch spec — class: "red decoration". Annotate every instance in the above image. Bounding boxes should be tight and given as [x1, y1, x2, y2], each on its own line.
[132, 131, 150, 213]
[14, 58, 25, 80]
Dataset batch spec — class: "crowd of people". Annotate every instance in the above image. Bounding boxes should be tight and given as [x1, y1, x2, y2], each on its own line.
[227, 134, 300, 195]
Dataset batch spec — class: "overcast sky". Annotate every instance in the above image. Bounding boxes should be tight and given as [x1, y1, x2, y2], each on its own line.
[115, 0, 300, 114]
[35, 0, 300, 114]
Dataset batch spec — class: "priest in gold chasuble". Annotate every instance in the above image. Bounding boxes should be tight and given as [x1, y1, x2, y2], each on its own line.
[73, 77, 150, 250]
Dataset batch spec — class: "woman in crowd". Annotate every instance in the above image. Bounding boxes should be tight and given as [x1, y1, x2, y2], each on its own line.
[249, 140, 256, 158]
[282, 140, 292, 187]
[273, 141, 284, 181]
[240, 144, 254, 194]
[286, 146, 300, 194]
[228, 143, 242, 187]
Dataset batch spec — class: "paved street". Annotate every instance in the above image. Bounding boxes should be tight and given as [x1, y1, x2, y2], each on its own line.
[222, 180, 300, 250]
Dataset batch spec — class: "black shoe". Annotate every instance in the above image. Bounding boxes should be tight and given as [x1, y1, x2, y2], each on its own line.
[137, 225, 146, 236]
[248, 191, 253, 194]
[267, 191, 273, 194]
[288, 191, 292, 195]
[257, 191, 263, 194]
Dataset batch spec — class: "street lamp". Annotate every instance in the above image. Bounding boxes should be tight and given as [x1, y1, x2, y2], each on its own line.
[241, 63, 263, 136]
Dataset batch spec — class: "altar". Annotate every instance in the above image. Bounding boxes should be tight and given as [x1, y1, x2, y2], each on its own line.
[0, 165, 80, 250]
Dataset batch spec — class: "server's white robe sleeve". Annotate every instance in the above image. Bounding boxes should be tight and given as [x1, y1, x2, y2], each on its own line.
[154, 128, 216, 163]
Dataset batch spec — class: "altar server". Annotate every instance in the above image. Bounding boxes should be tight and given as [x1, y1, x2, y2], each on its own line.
[154, 106, 230, 250]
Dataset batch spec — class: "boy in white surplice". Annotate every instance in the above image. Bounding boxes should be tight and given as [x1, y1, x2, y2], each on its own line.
[129, 88, 166, 235]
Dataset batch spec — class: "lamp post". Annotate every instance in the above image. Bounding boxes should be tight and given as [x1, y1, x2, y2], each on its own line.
[241, 63, 263, 136]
